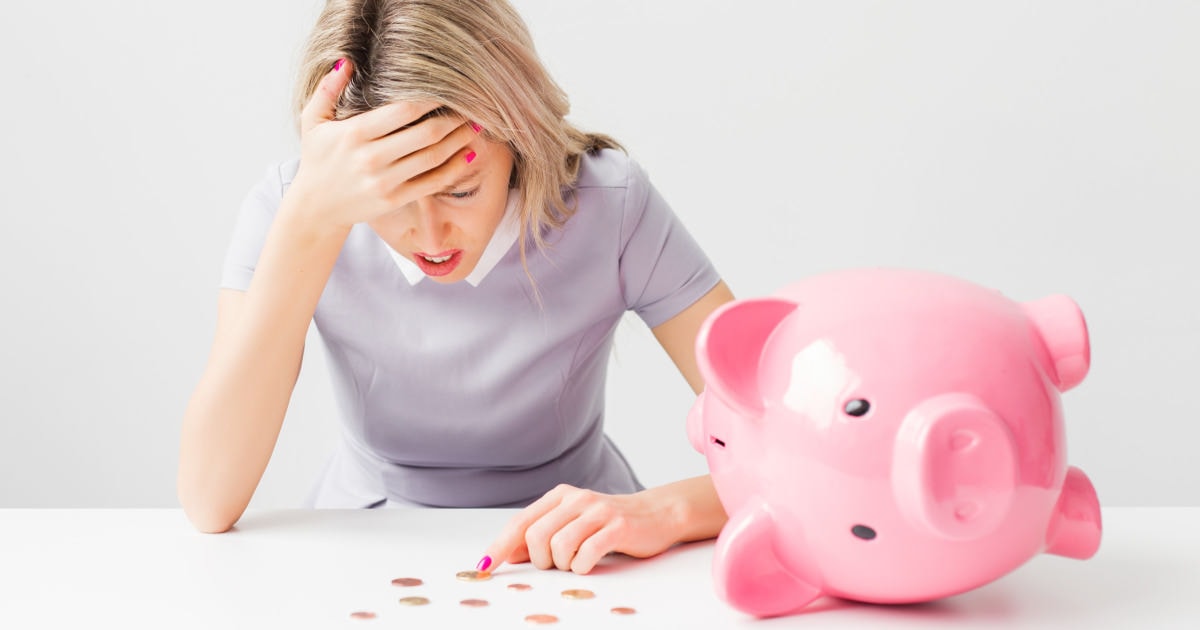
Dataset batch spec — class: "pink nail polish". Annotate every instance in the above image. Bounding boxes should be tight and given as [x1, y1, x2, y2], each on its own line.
[464, 151, 477, 164]
[476, 555, 492, 572]
[469, 121, 483, 134]
[333, 59, 345, 72]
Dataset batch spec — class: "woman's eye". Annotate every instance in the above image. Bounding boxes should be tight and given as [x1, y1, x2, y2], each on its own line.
[446, 188, 478, 200]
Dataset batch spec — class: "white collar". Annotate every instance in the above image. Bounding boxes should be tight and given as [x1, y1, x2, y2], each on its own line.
[383, 189, 520, 287]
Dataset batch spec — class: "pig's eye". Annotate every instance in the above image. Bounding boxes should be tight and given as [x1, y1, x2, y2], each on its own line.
[844, 399, 871, 417]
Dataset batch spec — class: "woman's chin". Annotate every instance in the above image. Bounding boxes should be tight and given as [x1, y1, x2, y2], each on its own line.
[426, 262, 476, 284]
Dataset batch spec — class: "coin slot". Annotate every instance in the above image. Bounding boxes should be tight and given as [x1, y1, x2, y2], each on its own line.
[711, 436, 726, 448]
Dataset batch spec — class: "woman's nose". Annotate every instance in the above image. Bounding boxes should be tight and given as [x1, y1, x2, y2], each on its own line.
[410, 202, 451, 251]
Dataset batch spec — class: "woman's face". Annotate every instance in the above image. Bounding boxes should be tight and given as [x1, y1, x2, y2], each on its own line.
[368, 136, 515, 284]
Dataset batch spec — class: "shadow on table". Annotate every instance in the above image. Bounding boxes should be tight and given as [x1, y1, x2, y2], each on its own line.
[581, 538, 711, 576]
[224, 510, 334, 533]
[598, 541, 1189, 626]
[222, 509, 415, 539]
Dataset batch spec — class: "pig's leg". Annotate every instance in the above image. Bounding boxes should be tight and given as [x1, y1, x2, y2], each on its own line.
[1044, 466, 1102, 559]
[713, 504, 822, 617]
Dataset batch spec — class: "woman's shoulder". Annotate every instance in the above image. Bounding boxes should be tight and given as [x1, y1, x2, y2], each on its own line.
[572, 148, 648, 192]
[242, 155, 302, 211]
[274, 155, 301, 193]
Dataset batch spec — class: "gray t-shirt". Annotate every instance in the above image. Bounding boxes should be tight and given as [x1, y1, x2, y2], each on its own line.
[221, 149, 721, 508]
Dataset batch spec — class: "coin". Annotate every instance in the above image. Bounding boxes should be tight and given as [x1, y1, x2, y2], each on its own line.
[456, 570, 493, 582]
[524, 613, 559, 625]
[349, 611, 377, 620]
[507, 583, 533, 592]
[391, 577, 423, 587]
[560, 588, 595, 600]
[397, 596, 430, 606]
[611, 607, 637, 615]
[459, 598, 489, 607]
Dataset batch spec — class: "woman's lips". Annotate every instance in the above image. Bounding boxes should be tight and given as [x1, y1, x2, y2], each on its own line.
[413, 250, 464, 277]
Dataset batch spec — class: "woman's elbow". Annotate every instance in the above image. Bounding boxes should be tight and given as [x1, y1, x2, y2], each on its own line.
[177, 480, 241, 534]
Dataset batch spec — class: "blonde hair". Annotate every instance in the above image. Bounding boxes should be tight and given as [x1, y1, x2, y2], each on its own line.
[293, 0, 622, 266]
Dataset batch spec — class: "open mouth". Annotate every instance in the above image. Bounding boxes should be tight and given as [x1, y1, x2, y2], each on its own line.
[413, 250, 463, 277]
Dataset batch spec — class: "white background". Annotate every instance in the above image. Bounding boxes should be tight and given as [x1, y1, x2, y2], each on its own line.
[0, 1, 1196, 508]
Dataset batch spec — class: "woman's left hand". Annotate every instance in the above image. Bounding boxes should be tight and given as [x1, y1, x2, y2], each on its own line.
[478, 483, 683, 575]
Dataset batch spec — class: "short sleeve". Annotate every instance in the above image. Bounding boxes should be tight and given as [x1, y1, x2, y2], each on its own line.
[219, 161, 286, 291]
[618, 159, 721, 328]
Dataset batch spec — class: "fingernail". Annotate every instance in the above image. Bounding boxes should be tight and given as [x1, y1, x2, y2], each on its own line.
[469, 121, 483, 134]
[333, 58, 345, 72]
[464, 151, 477, 164]
[476, 555, 492, 572]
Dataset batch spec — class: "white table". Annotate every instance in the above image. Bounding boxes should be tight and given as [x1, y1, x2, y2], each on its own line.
[1, 508, 1196, 629]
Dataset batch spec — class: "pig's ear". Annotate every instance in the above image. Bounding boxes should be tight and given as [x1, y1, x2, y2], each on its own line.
[893, 393, 1018, 540]
[1022, 294, 1090, 392]
[695, 297, 798, 417]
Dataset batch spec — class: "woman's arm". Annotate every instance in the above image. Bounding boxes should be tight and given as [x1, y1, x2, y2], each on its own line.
[178, 59, 480, 533]
[480, 281, 736, 573]
[178, 202, 350, 533]
[644, 279, 737, 540]
[650, 280, 734, 395]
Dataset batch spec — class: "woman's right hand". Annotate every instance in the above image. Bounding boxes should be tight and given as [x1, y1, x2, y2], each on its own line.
[289, 59, 481, 230]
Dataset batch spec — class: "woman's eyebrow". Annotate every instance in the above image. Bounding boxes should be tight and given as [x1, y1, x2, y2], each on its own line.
[439, 169, 482, 192]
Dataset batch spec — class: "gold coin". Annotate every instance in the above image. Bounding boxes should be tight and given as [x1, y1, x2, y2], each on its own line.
[611, 606, 637, 615]
[459, 598, 489, 607]
[349, 611, 377, 620]
[397, 596, 430, 606]
[456, 570, 493, 582]
[507, 583, 533, 591]
[524, 613, 559, 625]
[391, 577, 423, 587]
[560, 588, 595, 600]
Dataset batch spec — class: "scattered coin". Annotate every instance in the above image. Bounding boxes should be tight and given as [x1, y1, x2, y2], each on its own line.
[456, 570, 493, 582]
[349, 611, 377, 620]
[390, 577, 423, 587]
[524, 613, 559, 625]
[397, 596, 430, 606]
[507, 583, 533, 592]
[611, 607, 637, 615]
[459, 598, 489, 607]
[560, 588, 595, 600]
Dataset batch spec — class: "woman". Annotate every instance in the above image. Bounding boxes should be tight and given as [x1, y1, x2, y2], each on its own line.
[179, 0, 734, 576]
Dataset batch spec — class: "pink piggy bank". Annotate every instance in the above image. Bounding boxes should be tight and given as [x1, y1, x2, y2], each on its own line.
[687, 268, 1101, 617]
